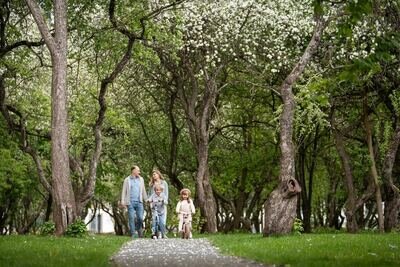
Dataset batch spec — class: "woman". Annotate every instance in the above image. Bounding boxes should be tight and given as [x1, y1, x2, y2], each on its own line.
[148, 169, 169, 227]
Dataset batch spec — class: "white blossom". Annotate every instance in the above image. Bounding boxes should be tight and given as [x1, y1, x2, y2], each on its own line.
[153, 0, 316, 75]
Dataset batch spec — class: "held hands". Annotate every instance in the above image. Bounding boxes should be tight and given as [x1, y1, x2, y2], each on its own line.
[147, 199, 163, 203]
[118, 201, 126, 209]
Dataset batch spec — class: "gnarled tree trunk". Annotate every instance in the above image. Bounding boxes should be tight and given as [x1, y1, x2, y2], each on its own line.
[196, 150, 217, 233]
[263, 15, 326, 236]
[170, 53, 219, 233]
[188, 76, 219, 233]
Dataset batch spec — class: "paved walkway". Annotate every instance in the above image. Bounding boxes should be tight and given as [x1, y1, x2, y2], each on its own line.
[110, 238, 269, 267]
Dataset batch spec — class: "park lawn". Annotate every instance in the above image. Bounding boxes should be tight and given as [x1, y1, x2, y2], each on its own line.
[207, 233, 400, 267]
[0, 234, 130, 267]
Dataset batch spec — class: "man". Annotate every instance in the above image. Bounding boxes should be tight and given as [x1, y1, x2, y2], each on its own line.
[121, 165, 148, 238]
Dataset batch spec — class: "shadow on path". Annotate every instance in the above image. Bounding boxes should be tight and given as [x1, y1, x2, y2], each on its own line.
[110, 238, 273, 267]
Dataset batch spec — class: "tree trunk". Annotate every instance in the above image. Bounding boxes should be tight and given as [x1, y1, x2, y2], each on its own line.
[50, 22, 76, 237]
[195, 143, 218, 233]
[384, 194, 400, 231]
[233, 124, 252, 230]
[263, 14, 326, 236]
[332, 128, 358, 233]
[154, 37, 222, 232]
[173, 57, 219, 233]
[263, 184, 300, 236]
[25, 0, 77, 235]
[382, 122, 400, 231]
[166, 90, 184, 191]
[297, 142, 311, 232]
[363, 100, 384, 232]
[73, 0, 172, 217]
[233, 171, 248, 230]
[251, 209, 261, 233]
[324, 158, 342, 229]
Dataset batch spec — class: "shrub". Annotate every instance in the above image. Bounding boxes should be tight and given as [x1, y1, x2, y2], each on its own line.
[39, 221, 55, 236]
[293, 218, 304, 235]
[191, 211, 206, 233]
[64, 219, 87, 237]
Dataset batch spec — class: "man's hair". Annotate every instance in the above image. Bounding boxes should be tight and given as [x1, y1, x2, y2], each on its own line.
[131, 165, 139, 172]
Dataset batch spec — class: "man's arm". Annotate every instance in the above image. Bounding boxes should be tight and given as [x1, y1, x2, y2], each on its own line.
[141, 177, 148, 201]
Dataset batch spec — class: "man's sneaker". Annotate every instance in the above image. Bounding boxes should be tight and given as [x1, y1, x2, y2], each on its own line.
[138, 229, 144, 238]
[131, 231, 138, 239]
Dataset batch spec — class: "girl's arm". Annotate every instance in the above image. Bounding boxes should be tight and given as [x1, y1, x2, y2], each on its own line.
[190, 200, 195, 214]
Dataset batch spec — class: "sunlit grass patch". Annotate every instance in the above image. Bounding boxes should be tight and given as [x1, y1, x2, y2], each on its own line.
[207, 233, 400, 267]
[0, 234, 129, 267]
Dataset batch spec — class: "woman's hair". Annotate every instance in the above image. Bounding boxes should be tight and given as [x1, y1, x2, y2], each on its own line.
[149, 169, 164, 186]
[179, 188, 191, 201]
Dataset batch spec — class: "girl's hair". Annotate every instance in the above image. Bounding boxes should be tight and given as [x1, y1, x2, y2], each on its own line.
[149, 169, 164, 186]
[179, 188, 191, 201]
[154, 184, 163, 192]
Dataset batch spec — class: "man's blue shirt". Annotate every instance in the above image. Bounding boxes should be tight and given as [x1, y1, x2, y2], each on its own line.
[129, 176, 140, 202]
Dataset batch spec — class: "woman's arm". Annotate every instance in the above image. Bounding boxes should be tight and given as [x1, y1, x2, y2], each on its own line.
[163, 193, 168, 205]
[164, 181, 169, 201]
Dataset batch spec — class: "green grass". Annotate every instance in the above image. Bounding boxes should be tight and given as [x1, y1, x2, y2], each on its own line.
[2, 232, 399, 267]
[207, 233, 400, 267]
[0, 234, 130, 267]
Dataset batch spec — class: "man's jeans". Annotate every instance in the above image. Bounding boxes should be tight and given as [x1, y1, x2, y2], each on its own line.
[127, 201, 144, 237]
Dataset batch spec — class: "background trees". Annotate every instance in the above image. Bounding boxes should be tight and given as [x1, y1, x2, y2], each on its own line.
[0, 0, 399, 235]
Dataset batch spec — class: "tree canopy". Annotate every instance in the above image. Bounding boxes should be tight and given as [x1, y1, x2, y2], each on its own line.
[0, 0, 399, 235]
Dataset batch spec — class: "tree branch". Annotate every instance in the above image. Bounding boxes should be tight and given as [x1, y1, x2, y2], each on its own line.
[0, 77, 52, 193]
[24, 0, 56, 55]
[0, 40, 44, 58]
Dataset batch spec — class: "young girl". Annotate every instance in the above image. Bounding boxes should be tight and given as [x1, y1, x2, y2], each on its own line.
[148, 184, 168, 239]
[176, 188, 195, 238]
[148, 170, 169, 224]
